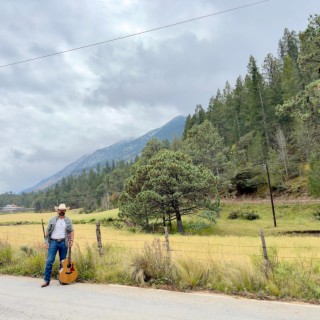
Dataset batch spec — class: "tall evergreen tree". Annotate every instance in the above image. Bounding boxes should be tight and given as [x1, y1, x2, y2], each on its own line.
[298, 14, 320, 83]
[281, 55, 301, 101]
[193, 104, 207, 125]
[277, 79, 320, 160]
[207, 89, 226, 137]
[263, 53, 283, 106]
[183, 115, 192, 140]
[180, 120, 227, 176]
[245, 56, 267, 145]
[233, 76, 247, 140]
[278, 28, 300, 65]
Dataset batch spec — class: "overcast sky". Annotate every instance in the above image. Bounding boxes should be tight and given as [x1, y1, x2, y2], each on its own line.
[0, 0, 319, 194]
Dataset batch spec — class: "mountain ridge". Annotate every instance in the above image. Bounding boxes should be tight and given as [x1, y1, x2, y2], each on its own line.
[23, 115, 186, 193]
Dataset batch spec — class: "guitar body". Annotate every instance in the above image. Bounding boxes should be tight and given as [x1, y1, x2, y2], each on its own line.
[59, 248, 78, 285]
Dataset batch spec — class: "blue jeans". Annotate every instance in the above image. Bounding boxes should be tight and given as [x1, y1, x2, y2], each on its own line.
[44, 240, 67, 282]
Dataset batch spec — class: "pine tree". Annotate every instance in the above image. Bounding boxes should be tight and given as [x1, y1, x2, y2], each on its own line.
[183, 115, 192, 140]
[207, 89, 225, 137]
[233, 76, 247, 140]
[278, 28, 300, 65]
[245, 56, 268, 146]
[281, 55, 301, 101]
[180, 120, 227, 176]
[119, 150, 219, 233]
[298, 14, 320, 83]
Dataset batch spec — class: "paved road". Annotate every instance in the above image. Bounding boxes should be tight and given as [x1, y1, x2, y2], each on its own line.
[0, 275, 319, 320]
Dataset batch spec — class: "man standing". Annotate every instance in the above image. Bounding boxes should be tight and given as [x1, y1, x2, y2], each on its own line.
[41, 203, 74, 288]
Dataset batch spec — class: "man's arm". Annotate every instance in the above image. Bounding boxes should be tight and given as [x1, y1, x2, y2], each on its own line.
[44, 231, 49, 249]
[43, 218, 53, 249]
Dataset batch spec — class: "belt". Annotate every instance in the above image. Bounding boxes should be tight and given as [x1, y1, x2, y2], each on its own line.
[51, 238, 65, 242]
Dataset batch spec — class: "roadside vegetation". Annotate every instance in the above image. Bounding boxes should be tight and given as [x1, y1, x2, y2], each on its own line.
[1, 201, 320, 302]
[0, 233, 319, 303]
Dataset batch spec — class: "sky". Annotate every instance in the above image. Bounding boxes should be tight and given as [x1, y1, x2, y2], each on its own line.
[0, 0, 319, 194]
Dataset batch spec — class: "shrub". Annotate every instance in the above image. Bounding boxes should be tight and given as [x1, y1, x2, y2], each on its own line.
[228, 211, 240, 219]
[228, 210, 260, 220]
[187, 220, 211, 231]
[312, 210, 320, 221]
[131, 238, 172, 284]
[242, 211, 260, 220]
[20, 246, 35, 256]
[308, 152, 320, 196]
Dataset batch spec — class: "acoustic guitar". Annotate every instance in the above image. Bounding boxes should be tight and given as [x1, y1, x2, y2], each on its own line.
[59, 246, 78, 285]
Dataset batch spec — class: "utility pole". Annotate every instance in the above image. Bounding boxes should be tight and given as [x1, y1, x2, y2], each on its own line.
[265, 162, 277, 227]
[258, 83, 277, 227]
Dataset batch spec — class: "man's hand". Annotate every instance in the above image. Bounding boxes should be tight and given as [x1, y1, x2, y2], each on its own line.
[44, 242, 49, 249]
[68, 240, 73, 247]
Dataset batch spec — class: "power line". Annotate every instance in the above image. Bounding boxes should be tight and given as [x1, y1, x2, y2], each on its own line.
[0, 0, 269, 69]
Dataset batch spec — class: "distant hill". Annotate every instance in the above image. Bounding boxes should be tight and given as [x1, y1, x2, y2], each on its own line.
[24, 115, 186, 193]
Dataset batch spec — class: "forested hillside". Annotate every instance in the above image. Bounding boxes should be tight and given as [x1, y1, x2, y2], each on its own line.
[182, 14, 320, 197]
[1, 14, 319, 215]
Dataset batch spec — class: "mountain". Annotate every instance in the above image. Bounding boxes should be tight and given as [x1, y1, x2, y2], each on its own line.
[24, 115, 186, 192]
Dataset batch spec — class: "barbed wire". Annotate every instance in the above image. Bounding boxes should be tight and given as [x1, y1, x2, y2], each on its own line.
[1, 232, 320, 253]
[1, 238, 319, 260]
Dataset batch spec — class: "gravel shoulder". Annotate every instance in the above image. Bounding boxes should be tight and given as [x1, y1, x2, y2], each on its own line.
[0, 275, 319, 320]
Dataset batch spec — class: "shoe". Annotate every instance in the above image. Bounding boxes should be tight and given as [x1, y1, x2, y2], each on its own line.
[41, 281, 50, 288]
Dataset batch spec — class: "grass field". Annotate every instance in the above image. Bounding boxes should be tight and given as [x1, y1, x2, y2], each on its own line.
[0, 208, 119, 224]
[1, 201, 320, 301]
[214, 201, 320, 236]
[0, 202, 319, 263]
[1, 201, 319, 234]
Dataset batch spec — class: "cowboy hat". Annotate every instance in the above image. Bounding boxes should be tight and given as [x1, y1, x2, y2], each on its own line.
[54, 203, 67, 211]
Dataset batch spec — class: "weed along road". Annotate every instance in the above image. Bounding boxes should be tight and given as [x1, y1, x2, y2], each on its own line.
[0, 275, 319, 320]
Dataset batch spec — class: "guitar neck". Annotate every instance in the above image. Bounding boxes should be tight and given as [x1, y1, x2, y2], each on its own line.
[68, 247, 72, 263]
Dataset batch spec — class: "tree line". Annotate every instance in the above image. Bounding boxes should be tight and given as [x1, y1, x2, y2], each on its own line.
[1, 15, 319, 232]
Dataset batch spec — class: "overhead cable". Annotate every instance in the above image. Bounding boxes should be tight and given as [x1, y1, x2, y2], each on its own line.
[0, 0, 269, 68]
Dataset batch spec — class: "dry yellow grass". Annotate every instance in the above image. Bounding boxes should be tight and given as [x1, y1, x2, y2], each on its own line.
[0, 209, 118, 224]
[1, 223, 319, 264]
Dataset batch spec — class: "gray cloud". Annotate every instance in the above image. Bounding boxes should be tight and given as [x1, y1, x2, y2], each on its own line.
[0, 0, 319, 193]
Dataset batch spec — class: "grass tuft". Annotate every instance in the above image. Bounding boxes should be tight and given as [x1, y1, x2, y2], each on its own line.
[131, 238, 172, 285]
[175, 259, 209, 289]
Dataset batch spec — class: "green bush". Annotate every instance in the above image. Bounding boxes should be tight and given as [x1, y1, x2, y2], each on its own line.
[228, 211, 240, 219]
[20, 246, 35, 256]
[242, 211, 260, 220]
[228, 210, 260, 220]
[308, 152, 320, 196]
[313, 210, 320, 221]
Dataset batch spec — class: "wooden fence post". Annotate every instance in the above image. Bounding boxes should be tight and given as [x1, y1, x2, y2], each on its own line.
[96, 221, 103, 257]
[164, 226, 171, 263]
[260, 228, 269, 278]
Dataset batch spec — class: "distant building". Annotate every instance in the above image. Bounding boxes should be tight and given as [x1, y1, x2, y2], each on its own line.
[0, 204, 23, 212]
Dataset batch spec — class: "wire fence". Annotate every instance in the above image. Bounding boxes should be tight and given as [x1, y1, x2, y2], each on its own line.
[1, 224, 320, 262]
